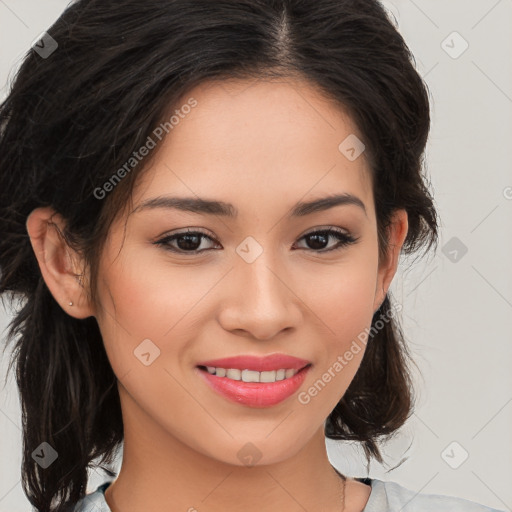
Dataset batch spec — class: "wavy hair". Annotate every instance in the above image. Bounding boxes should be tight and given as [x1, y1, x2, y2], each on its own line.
[0, 0, 438, 510]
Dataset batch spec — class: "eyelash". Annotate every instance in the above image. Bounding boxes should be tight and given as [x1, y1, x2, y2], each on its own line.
[153, 227, 359, 255]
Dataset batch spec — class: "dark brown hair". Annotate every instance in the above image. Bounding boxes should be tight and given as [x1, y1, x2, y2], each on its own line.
[0, 0, 438, 510]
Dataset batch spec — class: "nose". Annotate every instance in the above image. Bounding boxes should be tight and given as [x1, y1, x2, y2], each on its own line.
[218, 250, 302, 340]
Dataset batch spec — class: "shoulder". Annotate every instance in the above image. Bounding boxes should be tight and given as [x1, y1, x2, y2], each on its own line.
[72, 481, 113, 512]
[71, 478, 506, 512]
[364, 478, 506, 512]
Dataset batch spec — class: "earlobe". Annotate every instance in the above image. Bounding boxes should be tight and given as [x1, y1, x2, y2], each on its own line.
[25, 206, 94, 319]
[373, 209, 408, 312]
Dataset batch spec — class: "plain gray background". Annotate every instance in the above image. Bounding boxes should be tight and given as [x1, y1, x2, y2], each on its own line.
[1, 1, 511, 510]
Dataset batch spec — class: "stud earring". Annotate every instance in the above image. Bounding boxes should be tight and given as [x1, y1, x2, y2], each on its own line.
[69, 301, 73, 306]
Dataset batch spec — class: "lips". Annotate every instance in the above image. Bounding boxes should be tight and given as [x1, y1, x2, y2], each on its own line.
[196, 353, 312, 407]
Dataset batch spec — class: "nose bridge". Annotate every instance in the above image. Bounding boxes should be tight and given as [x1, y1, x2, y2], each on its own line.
[238, 237, 288, 308]
[241, 249, 284, 304]
[219, 236, 301, 338]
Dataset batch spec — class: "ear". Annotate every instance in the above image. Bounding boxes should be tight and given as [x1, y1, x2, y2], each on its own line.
[373, 209, 408, 313]
[25, 206, 95, 319]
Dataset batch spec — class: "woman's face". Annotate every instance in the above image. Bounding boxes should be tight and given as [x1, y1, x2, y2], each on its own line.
[91, 77, 407, 466]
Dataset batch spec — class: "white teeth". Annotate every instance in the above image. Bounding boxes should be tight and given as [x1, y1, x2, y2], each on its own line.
[285, 369, 295, 379]
[242, 370, 260, 382]
[276, 369, 286, 381]
[260, 370, 276, 383]
[226, 368, 241, 380]
[204, 366, 301, 382]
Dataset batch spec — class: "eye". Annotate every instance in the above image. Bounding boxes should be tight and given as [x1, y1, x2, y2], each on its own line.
[293, 227, 359, 253]
[153, 227, 359, 255]
[154, 228, 219, 253]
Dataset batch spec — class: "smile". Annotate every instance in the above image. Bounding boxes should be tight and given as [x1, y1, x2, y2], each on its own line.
[196, 364, 312, 408]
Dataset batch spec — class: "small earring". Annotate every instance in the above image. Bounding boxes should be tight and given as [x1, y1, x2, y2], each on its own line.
[69, 301, 73, 306]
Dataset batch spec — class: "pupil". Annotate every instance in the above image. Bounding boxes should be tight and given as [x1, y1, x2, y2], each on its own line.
[308, 233, 327, 250]
[178, 234, 201, 250]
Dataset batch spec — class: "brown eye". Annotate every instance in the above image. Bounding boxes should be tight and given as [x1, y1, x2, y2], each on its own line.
[294, 228, 358, 253]
[154, 229, 219, 254]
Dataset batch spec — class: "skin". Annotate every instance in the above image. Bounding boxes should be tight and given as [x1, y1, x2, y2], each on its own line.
[26, 77, 408, 512]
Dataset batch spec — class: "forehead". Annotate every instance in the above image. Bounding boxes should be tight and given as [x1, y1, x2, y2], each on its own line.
[131, 78, 374, 220]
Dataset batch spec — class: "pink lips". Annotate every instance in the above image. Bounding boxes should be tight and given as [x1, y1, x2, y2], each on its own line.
[196, 353, 312, 408]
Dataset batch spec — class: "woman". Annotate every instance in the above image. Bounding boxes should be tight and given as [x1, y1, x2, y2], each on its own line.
[0, 1, 504, 511]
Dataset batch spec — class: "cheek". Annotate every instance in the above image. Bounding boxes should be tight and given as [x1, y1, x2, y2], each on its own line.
[93, 249, 218, 370]
[300, 253, 377, 388]
[296, 271, 375, 423]
[306, 254, 377, 338]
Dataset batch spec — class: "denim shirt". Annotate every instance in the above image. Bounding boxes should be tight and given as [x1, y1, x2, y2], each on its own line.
[72, 478, 506, 512]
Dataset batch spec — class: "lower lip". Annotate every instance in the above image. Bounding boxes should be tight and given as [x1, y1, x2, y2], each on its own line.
[197, 365, 311, 408]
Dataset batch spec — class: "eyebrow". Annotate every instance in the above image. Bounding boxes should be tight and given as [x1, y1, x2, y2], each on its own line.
[132, 193, 367, 218]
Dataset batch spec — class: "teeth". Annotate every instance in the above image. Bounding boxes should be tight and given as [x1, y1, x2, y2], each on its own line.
[260, 370, 276, 383]
[204, 366, 301, 382]
[285, 369, 295, 379]
[242, 369, 260, 382]
[226, 369, 241, 380]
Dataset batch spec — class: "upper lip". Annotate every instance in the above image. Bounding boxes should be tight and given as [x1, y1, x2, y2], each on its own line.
[197, 354, 311, 372]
